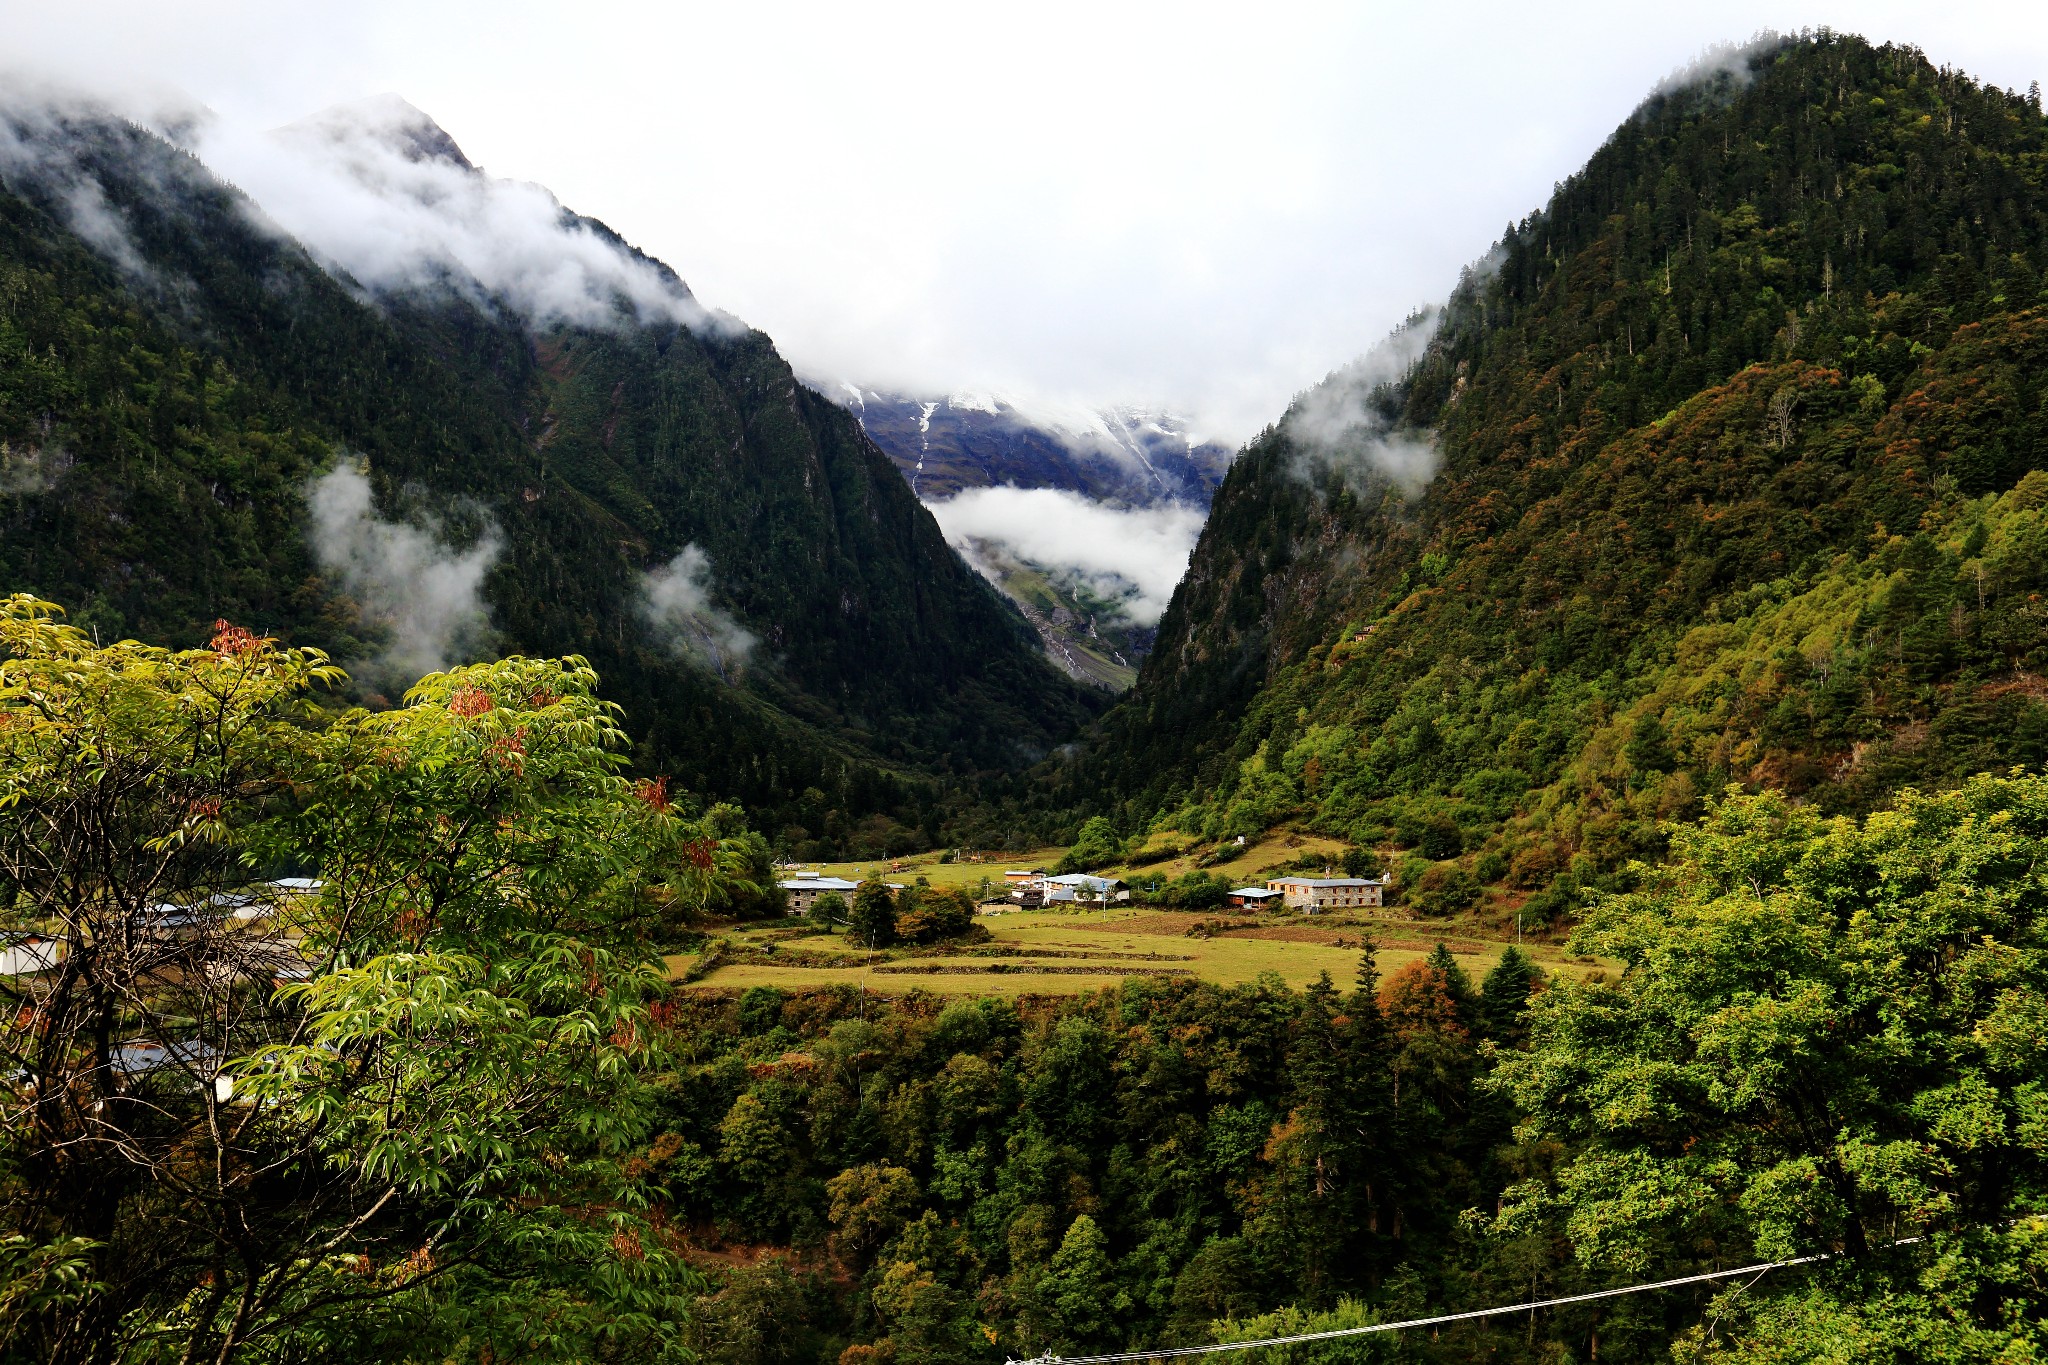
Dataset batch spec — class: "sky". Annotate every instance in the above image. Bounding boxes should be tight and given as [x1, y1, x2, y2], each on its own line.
[9, 1, 2048, 446]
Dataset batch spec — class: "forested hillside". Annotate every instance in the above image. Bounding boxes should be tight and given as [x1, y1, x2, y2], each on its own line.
[1062, 35, 2048, 904]
[0, 102, 1092, 851]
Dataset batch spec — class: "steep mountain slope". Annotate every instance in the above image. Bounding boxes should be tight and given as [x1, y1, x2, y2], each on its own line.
[1064, 34, 2048, 902]
[836, 386, 1232, 505]
[0, 100, 1093, 850]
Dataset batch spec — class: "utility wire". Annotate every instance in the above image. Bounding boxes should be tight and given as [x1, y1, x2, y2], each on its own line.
[1006, 1238, 1924, 1365]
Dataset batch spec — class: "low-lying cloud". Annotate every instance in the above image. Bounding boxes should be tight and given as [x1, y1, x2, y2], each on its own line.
[925, 487, 1205, 627]
[306, 464, 500, 686]
[1647, 34, 1778, 106]
[1283, 306, 1441, 496]
[195, 93, 717, 333]
[0, 442, 58, 496]
[0, 92, 173, 293]
[637, 546, 755, 682]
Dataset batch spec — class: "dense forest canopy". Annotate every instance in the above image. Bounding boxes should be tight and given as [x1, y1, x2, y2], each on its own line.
[1055, 34, 2048, 901]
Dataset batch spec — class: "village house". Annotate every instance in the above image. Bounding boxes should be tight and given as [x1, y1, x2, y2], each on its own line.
[1264, 876, 1389, 913]
[776, 875, 861, 915]
[1017, 873, 1127, 905]
[1227, 886, 1283, 909]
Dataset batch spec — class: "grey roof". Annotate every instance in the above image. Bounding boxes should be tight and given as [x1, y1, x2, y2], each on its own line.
[1230, 887, 1283, 897]
[1269, 877, 1387, 888]
[779, 877, 860, 891]
[139, 903, 219, 929]
[111, 1039, 223, 1076]
[1043, 874, 1124, 891]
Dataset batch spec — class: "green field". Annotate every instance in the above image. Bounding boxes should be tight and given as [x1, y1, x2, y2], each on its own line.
[675, 906, 1597, 996]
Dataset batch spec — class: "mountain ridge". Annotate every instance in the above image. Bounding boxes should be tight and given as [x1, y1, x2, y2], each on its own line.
[1054, 32, 2048, 901]
[0, 93, 1095, 855]
[836, 384, 1233, 506]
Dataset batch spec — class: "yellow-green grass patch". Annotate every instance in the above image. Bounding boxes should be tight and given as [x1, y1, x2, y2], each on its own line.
[788, 849, 1067, 895]
[1107, 830, 1353, 887]
[679, 906, 1604, 996]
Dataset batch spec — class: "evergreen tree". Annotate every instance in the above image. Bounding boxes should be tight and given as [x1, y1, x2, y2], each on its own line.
[1425, 941, 1475, 1017]
[1036, 1215, 1127, 1352]
[1478, 944, 1543, 1044]
[848, 879, 898, 948]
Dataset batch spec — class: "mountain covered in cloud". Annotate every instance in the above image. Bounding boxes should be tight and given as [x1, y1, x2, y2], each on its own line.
[832, 386, 1233, 687]
[0, 90, 1094, 853]
[835, 386, 1233, 506]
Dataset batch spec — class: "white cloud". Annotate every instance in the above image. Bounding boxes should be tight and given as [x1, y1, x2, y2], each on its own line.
[924, 487, 1205, 627]
[194, 93, 718, 333]
[636, 546, 755, 681]
[5, 3, 2048, 442]
[306, 465, 500, 685]
[0, 93, 167, 290]
[1283, 307, 1442, 496]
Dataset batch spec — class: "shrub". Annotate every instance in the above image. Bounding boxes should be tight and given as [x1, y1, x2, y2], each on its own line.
[737, 986, 787, 1035]
[1410, 863, 1481, 916]
[1340, 845, 1383, 878]
[1419, 816, 1464, 860]
[1145, 871, 1232, 910]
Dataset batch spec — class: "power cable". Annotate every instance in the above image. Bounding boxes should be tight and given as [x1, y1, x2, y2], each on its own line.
[1005, 1237, 1924, 1365]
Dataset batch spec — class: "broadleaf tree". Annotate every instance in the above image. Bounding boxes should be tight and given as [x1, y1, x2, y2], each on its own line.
[1490, 777, 2048, 1359]
[0, 595, 743, 1362]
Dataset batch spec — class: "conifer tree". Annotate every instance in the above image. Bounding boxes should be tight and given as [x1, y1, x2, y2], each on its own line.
[848, 879, 898, 948]
[1478, 944, 1543, 1044]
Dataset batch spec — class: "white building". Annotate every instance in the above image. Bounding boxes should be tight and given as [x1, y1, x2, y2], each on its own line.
[0, 932, 60, 976]
[1264, 876, 1389, 913]
[1024, 874, 1128, 905]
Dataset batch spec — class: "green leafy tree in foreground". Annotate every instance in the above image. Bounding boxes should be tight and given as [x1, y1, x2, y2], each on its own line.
[0, 595, 713, 1363]
[1491, 776, 2048, 1360]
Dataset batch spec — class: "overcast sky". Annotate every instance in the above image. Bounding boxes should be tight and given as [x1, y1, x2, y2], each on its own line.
[11, 1, 2048, 444]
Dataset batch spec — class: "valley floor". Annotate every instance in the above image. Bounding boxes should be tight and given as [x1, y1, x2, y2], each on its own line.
[675, 906, 1599, 996]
